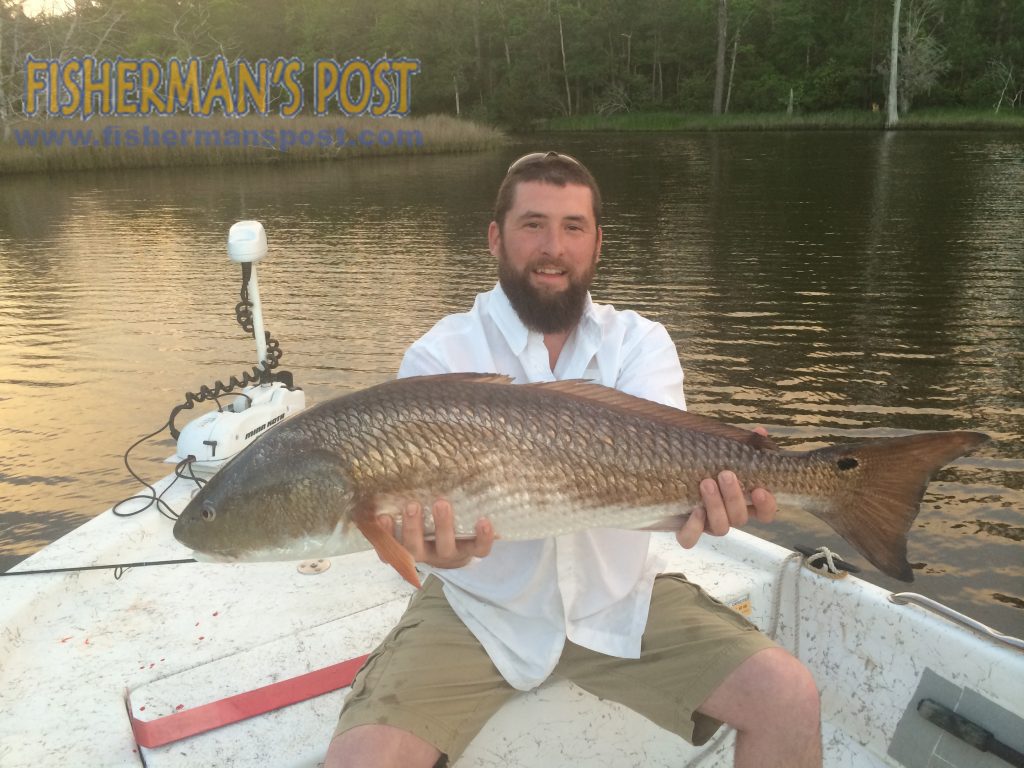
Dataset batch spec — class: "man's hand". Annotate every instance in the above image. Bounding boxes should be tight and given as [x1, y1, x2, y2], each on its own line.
[376, 499, 495, 569]
[676, 428, 779, 549]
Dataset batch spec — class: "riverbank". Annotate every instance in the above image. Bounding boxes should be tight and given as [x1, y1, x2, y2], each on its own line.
[0, 114, 507, 175]
[542, 108, 1024, 132]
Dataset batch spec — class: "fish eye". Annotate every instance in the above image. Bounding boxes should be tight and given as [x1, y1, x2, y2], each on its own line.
[201, 501, 217, 521]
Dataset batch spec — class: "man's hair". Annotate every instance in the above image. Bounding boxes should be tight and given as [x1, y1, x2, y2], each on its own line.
[493, 153, 602, 231]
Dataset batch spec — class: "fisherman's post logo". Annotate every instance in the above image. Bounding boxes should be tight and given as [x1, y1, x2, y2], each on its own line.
[22, 56, 420, 119]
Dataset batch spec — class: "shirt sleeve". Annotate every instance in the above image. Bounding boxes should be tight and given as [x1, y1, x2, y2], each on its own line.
[614, 321, 686, 411]
[397, 341, 451, 379]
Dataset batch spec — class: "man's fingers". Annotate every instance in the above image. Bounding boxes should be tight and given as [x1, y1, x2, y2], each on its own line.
[401, 501, 427, 561]
[699, 477, 731, 536]
[388, 498, 495, 569]
[466, 518, 495, 558]
[677, 505, 706, 549]
[677, 454, 776, 553]
[431, 498, 458, 559]
[749, 428, 778, 521]
[716, 470, 750, 528]
[750, 487, 778, 523]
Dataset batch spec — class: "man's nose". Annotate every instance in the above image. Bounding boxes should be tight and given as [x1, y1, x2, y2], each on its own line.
[542, 226, 565, 256]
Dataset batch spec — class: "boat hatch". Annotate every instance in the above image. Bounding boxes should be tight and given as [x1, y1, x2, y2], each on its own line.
[888, 667, 1024, 768]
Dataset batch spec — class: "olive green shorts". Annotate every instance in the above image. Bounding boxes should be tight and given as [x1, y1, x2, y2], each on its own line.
[334, 573, 776, 762]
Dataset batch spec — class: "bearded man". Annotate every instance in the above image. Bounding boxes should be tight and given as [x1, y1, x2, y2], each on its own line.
[325, 152, 822, 768]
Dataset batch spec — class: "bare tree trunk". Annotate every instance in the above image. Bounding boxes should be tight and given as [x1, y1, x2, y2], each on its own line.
[495, 1, 512, 74]
[651, 33, 662, 102]
[558, 10, 571, 115]
[454, 74, 460, 116]
[712, 0, 728, 115]
[472, 0, 482, 103]
[473, 0, 482, 76]
[994, 63, 1013, 113]
[59, 9, 80, 61]
[725, 26, 740, 114]
[652, 42, 657, 96]
[0, 8, 6, 125]
[886, 0, 901, 128]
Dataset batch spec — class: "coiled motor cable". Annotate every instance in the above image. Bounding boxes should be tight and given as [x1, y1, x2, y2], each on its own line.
[168, 262, 293, 440]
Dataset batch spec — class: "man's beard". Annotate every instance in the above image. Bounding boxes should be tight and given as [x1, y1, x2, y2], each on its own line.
[497, 246, 597, 334]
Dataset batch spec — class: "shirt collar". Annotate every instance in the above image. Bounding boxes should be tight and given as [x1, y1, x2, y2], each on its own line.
[488, 282, 601, 357]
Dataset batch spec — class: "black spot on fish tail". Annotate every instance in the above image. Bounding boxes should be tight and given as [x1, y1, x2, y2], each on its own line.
[810, 431, 988, 582]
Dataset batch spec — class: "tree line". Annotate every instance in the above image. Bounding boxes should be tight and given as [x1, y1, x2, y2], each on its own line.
[1, 0, 1021, 128]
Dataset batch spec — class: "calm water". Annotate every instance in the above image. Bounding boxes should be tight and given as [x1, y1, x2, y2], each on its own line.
[1, 131, 1021, 636]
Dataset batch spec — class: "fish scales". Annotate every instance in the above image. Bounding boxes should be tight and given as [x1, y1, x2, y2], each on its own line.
[174, 373, 989, 585]
[358, 380, 712, 525]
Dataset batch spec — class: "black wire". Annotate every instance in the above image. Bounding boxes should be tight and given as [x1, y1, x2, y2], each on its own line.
[113, 425, 205, 521]
[212, 391, 253, 413]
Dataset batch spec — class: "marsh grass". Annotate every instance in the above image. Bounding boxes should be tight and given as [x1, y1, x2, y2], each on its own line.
[0, 114, 507, 175]
[543, 108, 1024, 132]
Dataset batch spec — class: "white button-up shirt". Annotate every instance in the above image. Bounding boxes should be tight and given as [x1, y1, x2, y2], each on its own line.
[397, 284, 686, 691]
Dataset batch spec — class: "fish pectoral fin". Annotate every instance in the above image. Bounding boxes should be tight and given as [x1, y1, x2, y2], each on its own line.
[356, 519, 422, 589]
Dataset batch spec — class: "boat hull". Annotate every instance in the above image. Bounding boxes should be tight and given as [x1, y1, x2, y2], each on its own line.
[1, 470, 1021, 767]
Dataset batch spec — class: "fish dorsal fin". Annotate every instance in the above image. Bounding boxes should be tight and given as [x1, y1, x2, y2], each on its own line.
[400, 373, 516, 386]
[395, 373, 776, 450]
[522, 379, 779, 450]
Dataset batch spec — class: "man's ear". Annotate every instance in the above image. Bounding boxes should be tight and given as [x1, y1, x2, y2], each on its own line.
[596, 225, 603, 262]
[488, 220, 501, 258]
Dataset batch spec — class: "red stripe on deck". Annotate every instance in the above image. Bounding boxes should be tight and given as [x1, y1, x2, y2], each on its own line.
[125, 654, 369, 749]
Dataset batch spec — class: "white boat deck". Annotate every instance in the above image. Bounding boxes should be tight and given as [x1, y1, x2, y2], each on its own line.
[1, 470, 1022, 767]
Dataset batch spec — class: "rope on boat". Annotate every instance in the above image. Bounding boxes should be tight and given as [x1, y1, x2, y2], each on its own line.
[801, 546, 851, 580]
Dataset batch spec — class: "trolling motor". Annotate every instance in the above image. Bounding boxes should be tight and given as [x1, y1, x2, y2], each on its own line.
[170, 221, 305, 474]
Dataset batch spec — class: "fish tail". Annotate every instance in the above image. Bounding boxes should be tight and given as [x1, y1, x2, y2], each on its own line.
[811, 431, 988, 582]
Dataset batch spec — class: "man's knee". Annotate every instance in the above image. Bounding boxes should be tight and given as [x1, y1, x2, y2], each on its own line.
[325, 724, 442, 768]
[751, 649, 820, 726]
[699, 647, 820, 733]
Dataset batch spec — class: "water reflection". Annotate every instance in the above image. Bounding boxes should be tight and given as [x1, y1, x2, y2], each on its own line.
[952, 520, 1024, 542]
[0, 133, 1021, 635]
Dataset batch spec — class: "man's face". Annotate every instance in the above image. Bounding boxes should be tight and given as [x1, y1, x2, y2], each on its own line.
[489, 180, 603, 334]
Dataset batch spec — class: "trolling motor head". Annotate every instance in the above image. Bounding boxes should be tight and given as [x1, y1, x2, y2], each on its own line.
[229, 221, 271, 371]
[171, 221, 305, 473]
[227, 220, 268, 264]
